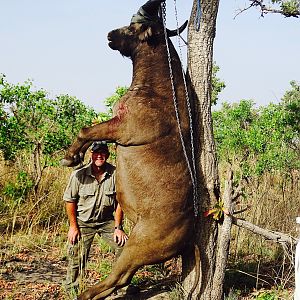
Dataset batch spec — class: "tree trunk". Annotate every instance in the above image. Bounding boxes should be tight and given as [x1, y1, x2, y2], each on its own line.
[32, 142, 43, 193]
[182, 1, 222, 299]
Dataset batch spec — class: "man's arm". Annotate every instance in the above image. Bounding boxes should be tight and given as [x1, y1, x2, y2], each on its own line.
[113, 203, 128, 247]
[66, 201, 81, 244]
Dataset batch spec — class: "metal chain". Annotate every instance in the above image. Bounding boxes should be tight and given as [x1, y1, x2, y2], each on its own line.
[161, 2, 199, 216]
[172, 0, 198, 213]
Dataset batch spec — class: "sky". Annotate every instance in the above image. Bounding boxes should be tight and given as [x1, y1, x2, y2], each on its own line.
[0, 1, 299, 112]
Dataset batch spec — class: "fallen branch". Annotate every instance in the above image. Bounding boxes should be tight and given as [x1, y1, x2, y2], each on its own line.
[232, 217, 297, 246]
[232, 217, 297, 265]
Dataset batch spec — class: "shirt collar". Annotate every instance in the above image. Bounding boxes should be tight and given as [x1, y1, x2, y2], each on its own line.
[86, 162, 112, 179]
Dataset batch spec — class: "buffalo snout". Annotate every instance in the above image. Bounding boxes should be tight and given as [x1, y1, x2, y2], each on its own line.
[107, 30, 117, 49]
[107, 27, 135, 57]
[107, 28, 125, 50]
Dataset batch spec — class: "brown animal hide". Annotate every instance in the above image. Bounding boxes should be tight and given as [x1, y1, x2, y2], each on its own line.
[62, 1, 195, 299]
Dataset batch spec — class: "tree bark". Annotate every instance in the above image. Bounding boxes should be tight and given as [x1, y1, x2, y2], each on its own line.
[211, 169, 234, 299]
[182, 0, 221, 299]
[32, 142, 43, 193]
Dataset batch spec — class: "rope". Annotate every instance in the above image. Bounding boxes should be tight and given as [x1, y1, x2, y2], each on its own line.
[195, 0, 202, 31]
[161, 2, 199, 216]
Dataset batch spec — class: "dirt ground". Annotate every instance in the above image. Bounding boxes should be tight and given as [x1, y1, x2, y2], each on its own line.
[0, 244, 296, 300]
[0, 247, 65, 299]
[0, 246, 174, 300]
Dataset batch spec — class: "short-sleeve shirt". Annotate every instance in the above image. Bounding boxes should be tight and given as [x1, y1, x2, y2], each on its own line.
[63, 162, 116, 227]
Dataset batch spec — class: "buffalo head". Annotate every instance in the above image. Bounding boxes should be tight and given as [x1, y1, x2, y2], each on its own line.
[107, 0, 187, 57]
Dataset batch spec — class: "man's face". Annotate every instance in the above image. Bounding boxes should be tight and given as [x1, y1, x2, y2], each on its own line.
[91, 150, 109, 168]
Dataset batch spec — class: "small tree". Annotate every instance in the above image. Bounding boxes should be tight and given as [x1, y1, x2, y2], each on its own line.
[0, 75, 96, 191]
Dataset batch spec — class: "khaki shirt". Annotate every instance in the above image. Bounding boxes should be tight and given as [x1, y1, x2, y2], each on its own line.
[63, 162, 116, 227]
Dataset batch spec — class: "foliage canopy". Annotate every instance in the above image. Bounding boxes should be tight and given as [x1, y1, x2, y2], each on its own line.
[0, 74, 96, 163]
[213, 81, 300, 177]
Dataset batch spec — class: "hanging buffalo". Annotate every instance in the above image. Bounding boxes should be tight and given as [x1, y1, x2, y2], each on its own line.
[61, 0, 196, 299]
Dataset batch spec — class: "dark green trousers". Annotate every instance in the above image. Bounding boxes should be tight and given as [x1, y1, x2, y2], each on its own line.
[65, 220, 122, 289]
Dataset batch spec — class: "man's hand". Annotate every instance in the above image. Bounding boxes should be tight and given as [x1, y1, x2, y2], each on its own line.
[113, 228, 128, 247]
[68, 225, 81, 245]
[114, 203, 128, 246]
[65, 201, 80, 245]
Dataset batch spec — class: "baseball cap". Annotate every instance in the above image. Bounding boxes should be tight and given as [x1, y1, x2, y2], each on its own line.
[91, 141, 109, 153]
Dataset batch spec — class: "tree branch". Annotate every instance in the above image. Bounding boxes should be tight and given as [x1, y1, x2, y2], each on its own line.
[235, 0, 300, 18]
[233, 205, 251, 215]
[232, 217, 297, 246]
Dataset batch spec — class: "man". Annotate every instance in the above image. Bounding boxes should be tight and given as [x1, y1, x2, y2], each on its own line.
[63, 141, 128, 292]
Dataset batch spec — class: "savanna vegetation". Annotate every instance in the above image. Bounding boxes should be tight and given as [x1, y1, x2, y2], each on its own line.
[0, 71, 299, 299]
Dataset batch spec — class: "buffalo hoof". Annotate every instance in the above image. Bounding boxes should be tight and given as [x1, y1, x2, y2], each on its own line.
[60, 158, 76, 167]
[61, 154, 82, 167]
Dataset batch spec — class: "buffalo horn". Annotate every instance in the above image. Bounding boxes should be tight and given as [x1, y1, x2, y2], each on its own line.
[167, 20, 188, 37]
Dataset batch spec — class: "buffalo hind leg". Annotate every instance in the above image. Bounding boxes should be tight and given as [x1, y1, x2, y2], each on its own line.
[78, 223, 179, 300]
[78, 256, 137, 300]
[78, 240, 142, 300]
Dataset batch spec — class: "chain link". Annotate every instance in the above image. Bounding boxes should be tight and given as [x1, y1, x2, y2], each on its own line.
[161, 2, 199, 216]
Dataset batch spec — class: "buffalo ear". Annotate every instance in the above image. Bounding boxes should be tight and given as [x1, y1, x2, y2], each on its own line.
[138, 26, 153, 42]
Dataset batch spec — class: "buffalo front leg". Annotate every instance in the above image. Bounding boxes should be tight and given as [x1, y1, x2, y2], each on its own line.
[61, 119, 119, 167]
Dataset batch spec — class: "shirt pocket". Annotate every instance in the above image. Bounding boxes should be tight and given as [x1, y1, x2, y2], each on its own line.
[78, 185, 96, 205]
[103, 190, 115, 207]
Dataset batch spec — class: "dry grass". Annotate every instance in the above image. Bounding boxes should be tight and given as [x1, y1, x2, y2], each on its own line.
[230, 171, 299, 257]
